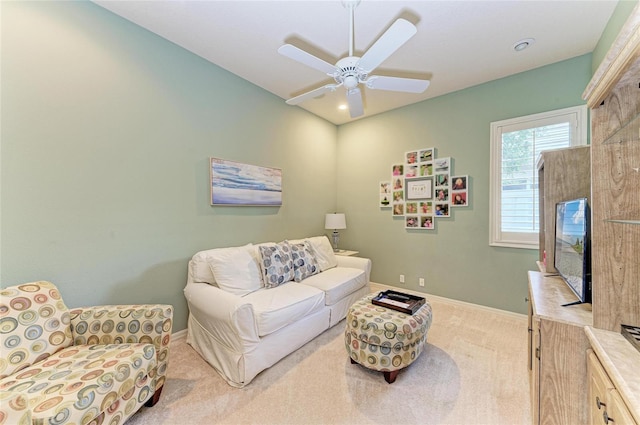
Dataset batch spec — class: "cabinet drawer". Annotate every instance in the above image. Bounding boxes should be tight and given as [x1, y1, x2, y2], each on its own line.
[587, 350, 638, 425]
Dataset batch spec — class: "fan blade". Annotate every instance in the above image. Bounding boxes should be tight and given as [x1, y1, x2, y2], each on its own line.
[285, 84, 339, 105]
[366, 76, 430, 93]
[357, 19, 417, 73]
[278, 44, 339, 76]
[346, 87, 364, 118]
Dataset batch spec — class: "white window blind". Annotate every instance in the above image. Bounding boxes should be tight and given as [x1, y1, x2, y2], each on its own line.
[489, 106, 587, 249]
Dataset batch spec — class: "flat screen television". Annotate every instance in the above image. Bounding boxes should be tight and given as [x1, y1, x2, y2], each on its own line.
[554, 197, 592, 305]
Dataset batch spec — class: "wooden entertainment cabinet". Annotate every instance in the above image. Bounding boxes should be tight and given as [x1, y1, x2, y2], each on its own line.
[537, 145, 590, 274]
[528, 270, 592, 425]
[529, 4, 640, 425]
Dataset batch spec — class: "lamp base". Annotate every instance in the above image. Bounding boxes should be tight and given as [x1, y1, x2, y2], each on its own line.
[331, 230, 340, 252]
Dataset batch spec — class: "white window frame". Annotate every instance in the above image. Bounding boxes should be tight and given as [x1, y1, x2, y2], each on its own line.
[489, 105, 588, 249]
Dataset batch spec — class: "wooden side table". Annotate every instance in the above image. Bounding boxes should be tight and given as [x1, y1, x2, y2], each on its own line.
[334, 249, 359, 256]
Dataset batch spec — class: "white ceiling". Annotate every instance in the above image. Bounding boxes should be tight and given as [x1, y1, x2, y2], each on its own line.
[93, 0, 618, 125]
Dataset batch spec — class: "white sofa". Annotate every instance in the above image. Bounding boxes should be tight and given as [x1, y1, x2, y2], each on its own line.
[183, 236, 371, 387]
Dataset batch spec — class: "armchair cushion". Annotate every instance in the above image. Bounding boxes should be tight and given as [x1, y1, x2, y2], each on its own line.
[0, 281, 73, 378]
[0, 343, 156, 424]
[0, 390, 30, 425]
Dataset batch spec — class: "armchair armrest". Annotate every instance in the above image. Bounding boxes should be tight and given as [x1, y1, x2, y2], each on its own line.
[183, 282, 260, 352]
[0, 390, 31, 425]
[69, 304, 173, 387]
[336, 256, 372, 282]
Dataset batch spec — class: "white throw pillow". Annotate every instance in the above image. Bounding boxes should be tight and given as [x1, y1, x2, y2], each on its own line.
[207, 244, 262, 296]
[306, 236, 337, 271]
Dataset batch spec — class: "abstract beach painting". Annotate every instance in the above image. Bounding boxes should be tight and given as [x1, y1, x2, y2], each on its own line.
[210, 158, 282, 206]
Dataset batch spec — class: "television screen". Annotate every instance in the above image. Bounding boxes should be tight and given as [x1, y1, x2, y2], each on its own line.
[554, 198, 591, 304]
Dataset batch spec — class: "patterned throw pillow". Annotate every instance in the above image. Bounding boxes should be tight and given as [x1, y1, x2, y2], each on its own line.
[258, 242, 294, 288]
[289, 241, 320, 282]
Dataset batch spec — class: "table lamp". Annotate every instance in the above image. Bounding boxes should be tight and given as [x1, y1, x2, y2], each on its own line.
[325, 213, 346, 252]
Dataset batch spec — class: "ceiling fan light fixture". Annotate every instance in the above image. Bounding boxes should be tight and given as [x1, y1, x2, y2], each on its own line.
[513, 38, 535, 52]
[278, 2, 429, 119]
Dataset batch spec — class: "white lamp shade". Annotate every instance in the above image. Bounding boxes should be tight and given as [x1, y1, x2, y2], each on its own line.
[325, 213, 346, 229]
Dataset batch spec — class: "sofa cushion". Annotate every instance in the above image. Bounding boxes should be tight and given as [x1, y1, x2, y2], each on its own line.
[289, 241, 320, 282]
[297, 267, 367, 306]
[0, 343, 156, 424]
[305, 236, 338, 271]
[242, 283, 325, 336]
[207, 244, 262, 296]
[258, 243, 294, 288]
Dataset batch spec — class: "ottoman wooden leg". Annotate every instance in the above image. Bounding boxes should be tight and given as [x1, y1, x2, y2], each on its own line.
[383, 370, 399, 384]
[350, 358, 357, 364]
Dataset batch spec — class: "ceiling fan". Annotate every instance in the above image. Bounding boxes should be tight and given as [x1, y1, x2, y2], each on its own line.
[278, 0, 430, 119]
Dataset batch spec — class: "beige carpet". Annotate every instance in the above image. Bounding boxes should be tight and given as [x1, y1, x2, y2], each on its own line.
[126, 285, 531, 425]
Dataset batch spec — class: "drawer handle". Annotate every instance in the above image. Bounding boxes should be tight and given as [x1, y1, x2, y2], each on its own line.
[603, 410, 612, 424]
[596, 396, 606, 410]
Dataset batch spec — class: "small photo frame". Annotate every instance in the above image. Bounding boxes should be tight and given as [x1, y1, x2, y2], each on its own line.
[393, 203, 405, 216]
[405, 216, 420, 228]
[419, 162, 433, 177]
[435, 173, 449, 187]
[405, 165, 418, 179]
[392, 164, 404, 176]
[419, 201, 432, 214]
[435, 188, 449, 202]
[393, 190, 404, 203]
[451, 191, 467, 207]
[406, 151, 419, 164]
[419, 148, 434, 163]
[420, 215, 434, 229]
[379, 181, 391, 208]
[435, 157, 450, 173]
[435, 203, 450, 217]
[451, 175, 467, 191]
[406, 202, 418, 214]
[406, 177, 433, 200]
[393, 177, 404, 190]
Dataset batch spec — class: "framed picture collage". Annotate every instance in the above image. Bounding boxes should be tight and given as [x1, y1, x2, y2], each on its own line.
[379, 148, 469, 230]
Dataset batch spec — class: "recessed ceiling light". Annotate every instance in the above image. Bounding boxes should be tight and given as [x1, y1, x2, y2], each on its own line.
[513, 38, 535, 52]
[338, 104, 348, 110]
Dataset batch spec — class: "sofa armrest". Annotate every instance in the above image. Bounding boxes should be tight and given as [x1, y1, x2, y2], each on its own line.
[0, 391, 31, 425]
[335, 256, 371, 282]
[69, 304, 173, 388]
[183, 282, 260, 352]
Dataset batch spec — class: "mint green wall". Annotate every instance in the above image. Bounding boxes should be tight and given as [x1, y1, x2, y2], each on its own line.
[591, 0, 638, 72]
[0, 0, 608, 330]
[336, 55, 593, 314]
[1, 1, 337, 331]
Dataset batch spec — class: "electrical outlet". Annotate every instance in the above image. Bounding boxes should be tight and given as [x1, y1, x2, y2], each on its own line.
[419, 278, 425, 287]
[399, 274, 405, 283]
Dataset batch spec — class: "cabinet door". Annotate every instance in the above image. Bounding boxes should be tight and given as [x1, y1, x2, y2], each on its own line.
[606, 389, 637, 425]
[588, 351, 614, 425]
[531, 316, 540, 425]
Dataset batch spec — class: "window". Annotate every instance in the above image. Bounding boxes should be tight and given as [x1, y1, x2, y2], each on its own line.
[489, 105, 587, 249]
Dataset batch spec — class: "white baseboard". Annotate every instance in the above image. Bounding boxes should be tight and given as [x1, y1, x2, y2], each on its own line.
[370, 282, 526, 320]
[171, 328, 187, 344]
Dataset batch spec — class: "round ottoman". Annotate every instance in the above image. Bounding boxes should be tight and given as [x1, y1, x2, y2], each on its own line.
[344, 293, 433, 383]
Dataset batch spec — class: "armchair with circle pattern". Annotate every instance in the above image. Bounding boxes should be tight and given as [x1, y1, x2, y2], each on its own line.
[0, 281, 173, 425]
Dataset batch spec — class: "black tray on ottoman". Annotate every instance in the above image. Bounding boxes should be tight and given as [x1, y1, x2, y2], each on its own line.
[372, 290, 426, 314]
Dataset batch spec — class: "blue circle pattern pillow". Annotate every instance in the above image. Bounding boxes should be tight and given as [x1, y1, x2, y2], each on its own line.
[290, 241, 319, 282]
[259, 243, 295, 288]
